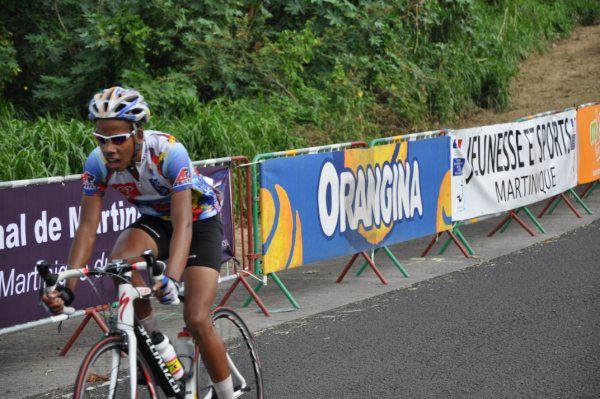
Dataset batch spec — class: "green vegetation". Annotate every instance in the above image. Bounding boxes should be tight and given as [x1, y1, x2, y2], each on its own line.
[1, 0, 598, 181]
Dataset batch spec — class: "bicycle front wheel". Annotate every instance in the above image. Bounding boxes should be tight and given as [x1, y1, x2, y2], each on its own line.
[74, 335, 164, 399]
[196, 307, 264, 399]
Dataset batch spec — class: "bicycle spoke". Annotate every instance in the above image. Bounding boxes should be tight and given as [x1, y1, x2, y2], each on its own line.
[74, 337, 162, 399]
[201, 308, 263, 399]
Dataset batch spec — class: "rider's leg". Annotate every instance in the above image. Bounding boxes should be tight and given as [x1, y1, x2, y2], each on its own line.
[110, 227, 160, 321]
[183, 266, 233, 398]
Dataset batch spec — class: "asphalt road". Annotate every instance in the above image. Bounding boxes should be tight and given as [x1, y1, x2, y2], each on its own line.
[14, 207, 600, 399]
[257, 220, 600, 398]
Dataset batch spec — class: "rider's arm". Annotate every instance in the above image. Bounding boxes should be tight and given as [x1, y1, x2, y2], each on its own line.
[66, 194, 103, 292]
[157, 139, 196, 282]
[165, 188, 193, 282]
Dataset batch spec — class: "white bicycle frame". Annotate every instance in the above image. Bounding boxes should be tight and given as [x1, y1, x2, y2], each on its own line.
[49, 263, 155, 398]
[49, 263, 249, 399]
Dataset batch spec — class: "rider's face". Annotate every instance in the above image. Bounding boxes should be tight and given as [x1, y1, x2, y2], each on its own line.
[95, 119, 138, 171]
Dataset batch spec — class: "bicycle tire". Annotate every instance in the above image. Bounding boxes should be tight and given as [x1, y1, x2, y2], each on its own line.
[73, 335, 166, 399]
[195, 307, 264, 399]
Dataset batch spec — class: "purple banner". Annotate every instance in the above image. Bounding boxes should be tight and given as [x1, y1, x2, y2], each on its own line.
[0, 166, 234, 329]
[199, 166, 235, 263]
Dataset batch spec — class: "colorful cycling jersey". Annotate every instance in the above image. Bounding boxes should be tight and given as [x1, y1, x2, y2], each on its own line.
[82, 130, 220, 221]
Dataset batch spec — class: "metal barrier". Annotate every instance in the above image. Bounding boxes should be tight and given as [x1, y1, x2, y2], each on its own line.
[246, 141, 368, 311]
[368, 130, 475, 258]
[517, 107, 592, 220]
[0, 155, 265, 348]
[193, 156, 270, 316]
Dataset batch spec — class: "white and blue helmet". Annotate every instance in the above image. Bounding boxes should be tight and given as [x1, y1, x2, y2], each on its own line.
[88, 86, 151, 124]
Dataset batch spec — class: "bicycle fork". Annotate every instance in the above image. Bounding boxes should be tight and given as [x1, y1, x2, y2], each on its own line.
[116, 280, 140, 399]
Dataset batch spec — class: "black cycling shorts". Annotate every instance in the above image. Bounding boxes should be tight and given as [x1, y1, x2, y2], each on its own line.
[128, 214, 223, 272]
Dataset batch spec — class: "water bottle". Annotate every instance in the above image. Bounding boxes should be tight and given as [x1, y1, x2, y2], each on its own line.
[151, 331, 184, 380]
[175, 329, 196, 380]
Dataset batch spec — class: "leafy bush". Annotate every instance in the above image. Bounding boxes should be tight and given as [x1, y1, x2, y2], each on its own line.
[0, 0, 598, 180]
[0, 101, 94, 181]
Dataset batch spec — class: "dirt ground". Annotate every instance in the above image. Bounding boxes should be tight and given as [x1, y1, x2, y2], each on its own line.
[459, 22, 600, 129]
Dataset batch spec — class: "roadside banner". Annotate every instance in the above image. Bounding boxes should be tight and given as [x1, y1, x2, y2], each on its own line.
[259, 136, 452, 274]
[577, 103, 600, 184]
[451, 109, 577, 221]
[198, 166, 235, 262]
[0, 166, 233, 329]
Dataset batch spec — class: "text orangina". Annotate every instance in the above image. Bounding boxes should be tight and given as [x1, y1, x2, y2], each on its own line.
[317, 159, 423, 237]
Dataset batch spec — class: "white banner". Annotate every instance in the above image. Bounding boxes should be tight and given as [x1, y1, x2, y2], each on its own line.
[451, 110, 577, 221]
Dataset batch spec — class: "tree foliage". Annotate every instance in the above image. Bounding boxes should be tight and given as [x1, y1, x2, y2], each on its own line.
[3, 0, 598, 119]
[0, 0, 598, 180]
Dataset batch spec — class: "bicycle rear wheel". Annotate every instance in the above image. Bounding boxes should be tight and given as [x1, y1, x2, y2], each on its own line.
[196, 307, 264, 399]
[74, 335, 164, 399]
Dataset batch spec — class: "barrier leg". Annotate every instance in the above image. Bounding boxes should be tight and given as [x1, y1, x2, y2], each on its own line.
[421, 233, 442, 257]
[489, 211, 535, 237]
[242, 273, 299, 309]
[581, 181, 598, 199]
[242, 281, 264, 308]
[438, 235, 453, 254]
[440, 223, 466, 254]
[548, 192, 581, 218]
[499, 208, 521, 233]
[338, 252, 387, 285]
[270, 272, 300, 309]
[356, 248, 380, 277]
[381, 246, 409, 277]
[546, 191, 584, 217]
[453, 226, 475, 255]
[446, 230, 471, 258]
[423, 226, 471, 258]
[547, 195, 563, 215]
[538, 196, 558, 218]
[510, 211, 536, 236]
[220, 275, 242, 306]
[59, 305, 109, 356]
[488, 213, 512, 237]
[522, 206, 546, 233]
[569, 189, 592, 215]
[337, 253, 359, 283]
[221, 273, 270, 316]
[358, 251, 388, 285]
[562, 192, 582, 218]
[548, 189, 592, 218]
[579, 182, 592, 198]
[358, 247, 409, 277]
[499, 207, 541, 234]
[239, 274, 271, 316]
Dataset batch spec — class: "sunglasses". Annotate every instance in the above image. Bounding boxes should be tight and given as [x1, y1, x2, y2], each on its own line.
[93, 130, 135, 146]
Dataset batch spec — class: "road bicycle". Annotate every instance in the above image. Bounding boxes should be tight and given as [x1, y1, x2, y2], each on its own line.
[37, 250, 264, 398]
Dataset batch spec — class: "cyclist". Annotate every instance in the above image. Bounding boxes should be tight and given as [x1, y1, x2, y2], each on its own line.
[42, 86, 234, 398]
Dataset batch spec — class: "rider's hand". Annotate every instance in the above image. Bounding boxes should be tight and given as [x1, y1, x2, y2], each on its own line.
[41, 291, 65, 314]
[153, 276, 181, 305]
[41, 286, 74, 314]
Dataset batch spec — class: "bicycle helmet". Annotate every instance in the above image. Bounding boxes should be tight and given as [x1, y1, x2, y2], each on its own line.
[88, 86, 151, 124]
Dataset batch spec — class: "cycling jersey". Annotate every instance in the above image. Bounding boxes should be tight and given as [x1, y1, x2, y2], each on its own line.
[82, 130, 220, 221]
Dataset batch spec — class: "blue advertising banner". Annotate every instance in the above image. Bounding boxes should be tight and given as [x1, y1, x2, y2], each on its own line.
[0, 166, 233, 329]
[259, 137, 452, 274]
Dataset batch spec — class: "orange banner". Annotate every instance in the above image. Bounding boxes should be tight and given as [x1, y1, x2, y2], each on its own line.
[577, 103, 600, 184]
